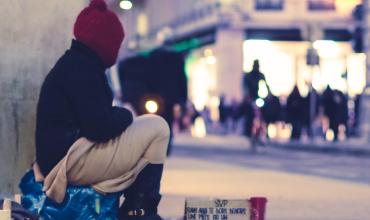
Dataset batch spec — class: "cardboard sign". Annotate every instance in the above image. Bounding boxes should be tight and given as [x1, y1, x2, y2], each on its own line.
[0, 210, 11, 220]
[185, 199, 251, 220]
[0, 199, 11, 220]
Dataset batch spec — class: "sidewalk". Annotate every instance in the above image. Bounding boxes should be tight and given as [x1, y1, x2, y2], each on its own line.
[173, 134, 370, 157]
[160, 135, 370, 220]
[173, 134, 251, 151]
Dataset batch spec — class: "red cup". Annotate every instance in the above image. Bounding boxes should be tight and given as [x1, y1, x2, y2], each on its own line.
[250, 197, 267, 220]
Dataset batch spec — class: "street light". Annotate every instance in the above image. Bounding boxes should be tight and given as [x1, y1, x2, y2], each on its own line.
[256, 98, 265, 108]
[120, 0, 133, 10]
[145, 100, 159, 114]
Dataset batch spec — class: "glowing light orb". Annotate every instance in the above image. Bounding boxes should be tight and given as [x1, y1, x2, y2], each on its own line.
[145, 100, 158, 113]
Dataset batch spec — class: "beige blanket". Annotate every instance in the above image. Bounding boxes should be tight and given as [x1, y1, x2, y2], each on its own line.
[34, 114, 169, 204]
[35, 138, 149, 203]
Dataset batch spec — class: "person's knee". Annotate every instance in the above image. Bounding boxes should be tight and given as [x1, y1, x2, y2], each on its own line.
[143, 114, 170, 139]
[140, 114, 170, 162]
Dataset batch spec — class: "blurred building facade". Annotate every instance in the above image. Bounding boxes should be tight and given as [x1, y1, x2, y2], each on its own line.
[361, 0, 370, 141]
[116, 0, 365, 111]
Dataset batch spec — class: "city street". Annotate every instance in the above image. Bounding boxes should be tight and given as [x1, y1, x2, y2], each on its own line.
[2, 1, 370, 219]
[159, 135, 370, 220]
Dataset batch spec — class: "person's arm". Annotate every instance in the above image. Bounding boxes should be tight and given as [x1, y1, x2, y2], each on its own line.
[63, 63, 133, 142]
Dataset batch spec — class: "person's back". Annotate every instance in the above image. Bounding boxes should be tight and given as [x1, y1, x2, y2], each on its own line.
[36, 43, 90, 176]
[286, 86, 304, 140]
[286, 87, 303, 122]
[36, 40, 134, 176]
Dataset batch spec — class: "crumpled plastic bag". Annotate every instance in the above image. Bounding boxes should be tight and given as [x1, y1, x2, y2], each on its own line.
[19, 170, 121, 220]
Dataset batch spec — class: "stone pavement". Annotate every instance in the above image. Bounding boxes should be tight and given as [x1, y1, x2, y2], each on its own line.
[159, 163, 370, 219]
[158, 135, 370, 220]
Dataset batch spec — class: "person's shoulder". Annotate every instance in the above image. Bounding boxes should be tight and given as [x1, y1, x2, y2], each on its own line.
[60, 49, 91, 67]
[58, 49, 100, 76]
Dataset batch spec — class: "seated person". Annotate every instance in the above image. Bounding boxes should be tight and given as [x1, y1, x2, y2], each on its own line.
[33, 1, 169, 219]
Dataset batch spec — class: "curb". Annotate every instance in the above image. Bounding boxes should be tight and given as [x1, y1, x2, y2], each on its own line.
[268, 141, 370, 157]
[173, 140, 370, 158]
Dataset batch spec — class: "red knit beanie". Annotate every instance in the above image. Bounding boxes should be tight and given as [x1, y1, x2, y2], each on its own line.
[74, 0, 124, 68]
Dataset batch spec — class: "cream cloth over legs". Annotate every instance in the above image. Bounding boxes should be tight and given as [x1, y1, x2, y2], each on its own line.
[42, 114, 170, 203]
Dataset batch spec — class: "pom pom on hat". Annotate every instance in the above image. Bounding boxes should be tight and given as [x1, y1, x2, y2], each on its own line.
[89, 0, 107, 11]
[74, 0, 124, 67]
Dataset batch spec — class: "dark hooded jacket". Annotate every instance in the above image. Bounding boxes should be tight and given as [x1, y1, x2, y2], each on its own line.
[36, 40, 133, 176]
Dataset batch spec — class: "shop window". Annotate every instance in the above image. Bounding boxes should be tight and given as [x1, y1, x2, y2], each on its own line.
[255, 0, 284, 10]
[308, 0, 335, 11]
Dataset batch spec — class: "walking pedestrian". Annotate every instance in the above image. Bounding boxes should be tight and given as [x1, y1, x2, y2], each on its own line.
[286, 86, 305, 140]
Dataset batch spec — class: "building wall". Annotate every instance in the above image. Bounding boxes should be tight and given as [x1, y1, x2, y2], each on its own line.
[0, 0, 86, 195]
[117, 0, 360, 102]
[215, 28, 245, 101]
[119, 0, 359, 42]
[118, 0, 203, 56]
[119, 0, 210, 34]
[245, 0, 359, 21]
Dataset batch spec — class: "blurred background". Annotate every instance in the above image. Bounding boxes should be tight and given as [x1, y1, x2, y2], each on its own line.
[110, 0, 366, 141]
[1, 0, 370, 219]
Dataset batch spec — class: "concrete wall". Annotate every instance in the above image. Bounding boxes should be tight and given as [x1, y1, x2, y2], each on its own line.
[0, 0, 85, 195]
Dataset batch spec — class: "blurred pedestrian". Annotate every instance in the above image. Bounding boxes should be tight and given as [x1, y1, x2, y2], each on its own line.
[323, 88, 348, 141]
[33, 1, 169, 219]
[353, 94, 361, 133]
[251, 102, 266, 148]
[261, 93, 282, 139]
[242, 60, 270, 139]
[230, 98, 241, 133]
[242, 60, 269, 101]
[189, 102, 200, 126]
[201, 106, 212, 133]
[303, 89, 320, 137]
[286, 86, 305, 140]
[322, 85, 334, 116]
[240, 95, 255, 138]
[218, 94, 229, 134]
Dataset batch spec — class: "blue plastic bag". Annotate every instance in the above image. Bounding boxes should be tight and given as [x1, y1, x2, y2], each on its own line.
[19, 170, 121, 220]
